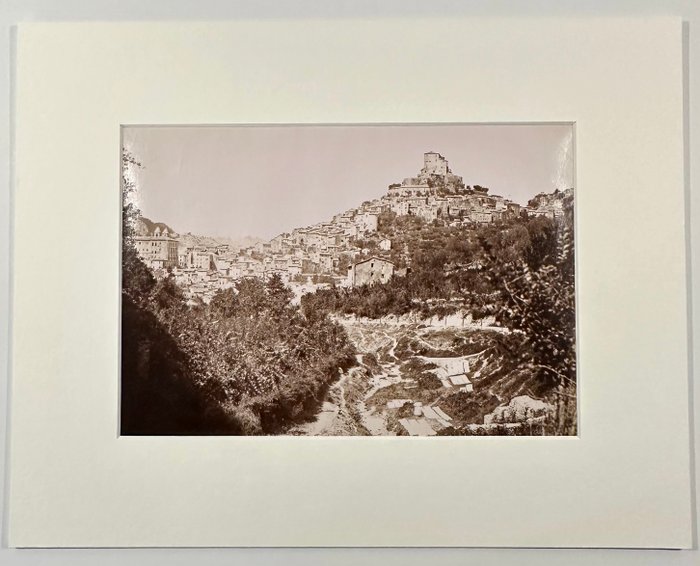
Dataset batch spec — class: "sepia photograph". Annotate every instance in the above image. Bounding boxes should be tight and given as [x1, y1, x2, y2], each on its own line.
[120, 124, 576, 436]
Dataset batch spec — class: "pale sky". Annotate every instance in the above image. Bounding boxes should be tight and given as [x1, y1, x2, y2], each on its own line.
[123, 124, 574, 240]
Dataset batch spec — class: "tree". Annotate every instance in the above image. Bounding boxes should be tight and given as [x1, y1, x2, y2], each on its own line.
[476, 200, 576, 391]
[235, 277, 269, 317]
[121, 151, 155, 301]
[266, 273, 294, 314]
[120, 148, 358, 435]
[120, 149, 243, 434]
[209, 287, 238, 318]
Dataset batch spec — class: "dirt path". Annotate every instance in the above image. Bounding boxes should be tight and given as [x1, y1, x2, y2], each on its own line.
[296, 401, 340, 436]
[288, 320, 405, 436]
[357, 400, 393, 436]
[288, 370, 350, 436]
[344, 321, 409, 435]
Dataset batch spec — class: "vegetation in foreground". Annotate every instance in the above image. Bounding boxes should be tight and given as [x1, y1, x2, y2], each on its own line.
[121, 152, 355, 435]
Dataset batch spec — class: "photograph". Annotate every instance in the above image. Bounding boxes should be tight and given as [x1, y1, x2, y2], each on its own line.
[120, 124, 577, 436]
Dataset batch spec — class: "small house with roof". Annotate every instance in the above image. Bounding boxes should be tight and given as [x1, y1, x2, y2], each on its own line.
[347, 257, 394, 287]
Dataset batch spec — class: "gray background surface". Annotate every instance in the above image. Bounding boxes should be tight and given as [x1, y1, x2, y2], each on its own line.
[0, 1, 698, 564]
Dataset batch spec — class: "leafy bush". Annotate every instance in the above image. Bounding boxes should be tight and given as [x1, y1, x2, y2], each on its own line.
[121, 153, 356, 435]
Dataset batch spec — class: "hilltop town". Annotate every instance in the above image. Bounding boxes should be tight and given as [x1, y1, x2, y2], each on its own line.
[123, 147, 576, 437]
[133, 151, 572, 304]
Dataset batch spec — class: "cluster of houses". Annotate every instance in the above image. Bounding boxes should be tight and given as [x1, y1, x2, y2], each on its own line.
[131, 200, 390, 303]
[384, 151, 569, 224]
[132, 151, 571, 304]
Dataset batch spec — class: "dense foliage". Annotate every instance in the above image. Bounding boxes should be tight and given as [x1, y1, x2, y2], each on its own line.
[474, 197, 576, 391]
[121, 152, 355, 435]
[302, 197, 577, 418]
[303, 210, 569, 325]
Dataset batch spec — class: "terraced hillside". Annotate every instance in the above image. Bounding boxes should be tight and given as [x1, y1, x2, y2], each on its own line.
[289, 313, 564, 436]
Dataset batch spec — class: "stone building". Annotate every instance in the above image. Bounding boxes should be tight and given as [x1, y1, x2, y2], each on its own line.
[134, 236, 179, 269]
[347, 257, 395, 287]
[134, 231, 178, 269]
[188, 250, 214, 270]
[388, 151, 464, 197]
[422, 151, 449, 176]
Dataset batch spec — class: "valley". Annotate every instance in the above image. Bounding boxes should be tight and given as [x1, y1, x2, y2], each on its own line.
[289, 313, 512, 436]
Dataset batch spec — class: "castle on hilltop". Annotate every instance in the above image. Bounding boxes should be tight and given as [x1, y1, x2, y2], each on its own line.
[388, 151, 465, 197]
[423, 151, 450, 176]
[132, 150, 572, 302]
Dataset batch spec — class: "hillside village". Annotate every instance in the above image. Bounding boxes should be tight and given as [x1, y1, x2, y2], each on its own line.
[133, 151, 572, 305]
[123, 147, 576, 437]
